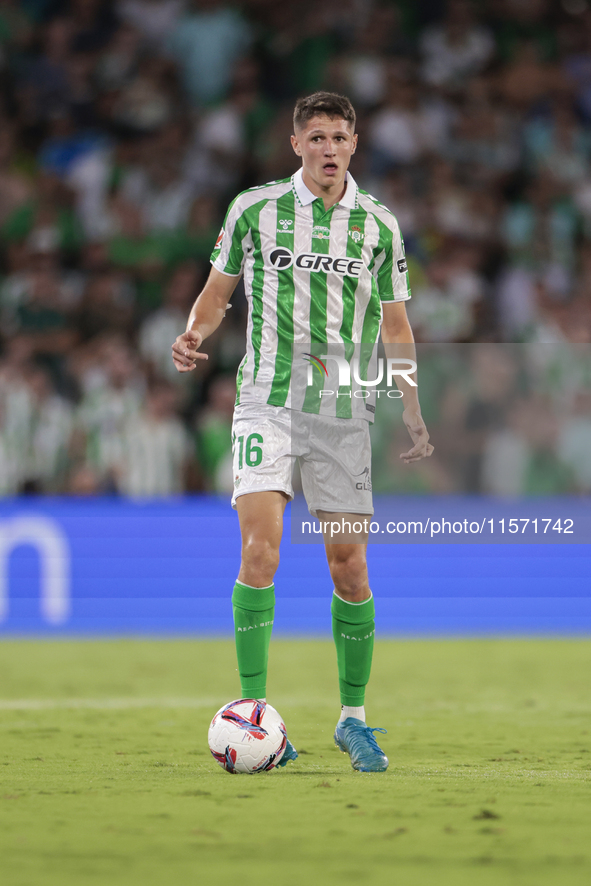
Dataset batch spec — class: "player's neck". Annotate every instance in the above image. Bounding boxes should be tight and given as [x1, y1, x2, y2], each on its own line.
[301, 168, 347, 211]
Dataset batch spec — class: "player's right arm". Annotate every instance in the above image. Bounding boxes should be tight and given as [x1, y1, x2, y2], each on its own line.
[171, 267, 240, 372]
[173, 192, 251, 372]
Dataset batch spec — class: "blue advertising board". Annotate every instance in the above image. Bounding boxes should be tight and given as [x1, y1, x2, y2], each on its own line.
[0, 496, 589, 635]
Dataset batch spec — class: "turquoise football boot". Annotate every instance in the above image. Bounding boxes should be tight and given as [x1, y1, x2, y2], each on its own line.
[334, 717, 388, 772]
[277, 737, 298, 767]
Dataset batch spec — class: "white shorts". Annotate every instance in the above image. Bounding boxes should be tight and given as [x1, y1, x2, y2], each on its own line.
[231, 403, 373, 516]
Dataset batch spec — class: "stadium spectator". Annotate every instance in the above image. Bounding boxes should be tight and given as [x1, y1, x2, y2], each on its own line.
[118, 379, 192, 495]
[368, 75, 432, 173]
[20, 365, 74, 492]
[18, 16, 73, 121]
[117, 0, 185, 50]
[75, 335, 144, 489]
[195, 373, 235, 493]
[139, 260, 201, 383]
[76, 268, 135, 341]
[165, 0, 252, 106]
[558, 389, 591, 493]
[407, 249, 485, 343]
[419, 0, 495, 90]
[0, 125, 34, 227]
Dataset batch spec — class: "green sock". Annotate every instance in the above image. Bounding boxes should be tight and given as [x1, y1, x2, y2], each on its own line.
[232, 581, 275, 700]
[331, 591, 375, 707]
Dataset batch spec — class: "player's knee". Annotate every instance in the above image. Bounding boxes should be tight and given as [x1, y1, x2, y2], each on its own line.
[240, 537, 280, 586]
[329, 548, 368, 599]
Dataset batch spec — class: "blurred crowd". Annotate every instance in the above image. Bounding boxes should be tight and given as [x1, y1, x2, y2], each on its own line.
[371, 343, 591, 496]
[0, 0, 590, 496]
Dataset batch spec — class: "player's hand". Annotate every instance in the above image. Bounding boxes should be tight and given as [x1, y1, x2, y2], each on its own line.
[400, 408, 434, 464]
[171, 330, 207, 372]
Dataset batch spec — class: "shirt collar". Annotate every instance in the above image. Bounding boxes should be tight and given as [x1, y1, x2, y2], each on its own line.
[292, 167, 358, 209]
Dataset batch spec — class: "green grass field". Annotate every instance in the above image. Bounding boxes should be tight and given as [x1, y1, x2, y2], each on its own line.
[1, 638, 590, 886]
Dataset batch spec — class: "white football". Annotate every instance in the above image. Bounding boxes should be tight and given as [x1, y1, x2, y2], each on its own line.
[208, 699, 288, 774]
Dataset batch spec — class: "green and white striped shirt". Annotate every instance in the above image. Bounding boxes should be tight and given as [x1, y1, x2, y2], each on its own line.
[211, 168, 410, 421]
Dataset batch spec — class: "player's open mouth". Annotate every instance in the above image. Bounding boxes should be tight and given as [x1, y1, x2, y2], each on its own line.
[323, 163, 338, 175]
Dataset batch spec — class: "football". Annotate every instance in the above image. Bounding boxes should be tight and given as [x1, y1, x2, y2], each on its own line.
[208, 699, 288, 774]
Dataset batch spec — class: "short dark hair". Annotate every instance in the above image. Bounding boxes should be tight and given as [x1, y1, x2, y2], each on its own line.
[293, 92, 356, 132]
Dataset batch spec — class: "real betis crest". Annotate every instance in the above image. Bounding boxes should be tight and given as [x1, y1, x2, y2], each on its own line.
[348, 225, 363, 243]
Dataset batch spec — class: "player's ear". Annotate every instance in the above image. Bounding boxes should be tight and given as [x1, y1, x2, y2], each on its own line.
[351, 132, 358, 154]
[291, 133, 302, 157]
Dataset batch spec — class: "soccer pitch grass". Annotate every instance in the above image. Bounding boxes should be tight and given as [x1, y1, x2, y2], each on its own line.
[1, 639, 590, 886]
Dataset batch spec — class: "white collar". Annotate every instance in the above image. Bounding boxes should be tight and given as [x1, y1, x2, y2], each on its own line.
[292, 167, 358, 209]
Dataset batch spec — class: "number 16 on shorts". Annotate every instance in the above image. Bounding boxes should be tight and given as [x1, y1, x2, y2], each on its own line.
[231, 431, 266, 505]
[230, 404, 294, 508]
[235, 432, 263, 468]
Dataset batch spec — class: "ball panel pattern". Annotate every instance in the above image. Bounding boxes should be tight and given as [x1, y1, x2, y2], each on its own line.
[208, 699, 288, 774]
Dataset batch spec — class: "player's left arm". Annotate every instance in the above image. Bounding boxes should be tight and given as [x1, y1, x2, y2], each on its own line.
[381, 300, 434, 463]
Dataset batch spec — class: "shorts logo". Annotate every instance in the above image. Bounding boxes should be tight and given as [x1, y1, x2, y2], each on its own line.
[312, 225, 330, 239]
[355, 466, 372, 491]
[215, 228, 224, 249]
[397, 258, 408, 273]
[234, 474, 241, 488]
[268, 247, 363, 277]
[349, 225, 363, 243]
[278, 219, 293, 232]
